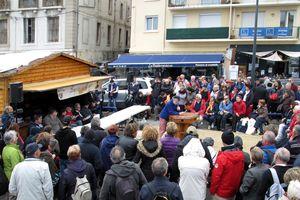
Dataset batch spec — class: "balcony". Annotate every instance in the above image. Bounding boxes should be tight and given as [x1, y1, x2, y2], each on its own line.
[166, 27, 229, 40]
[226, 27, 300, 42]
[169, 0, 230, 8]
[42, 0, 63, 7]
[0, 0, 9, 10]
[19, 0, 38, 8]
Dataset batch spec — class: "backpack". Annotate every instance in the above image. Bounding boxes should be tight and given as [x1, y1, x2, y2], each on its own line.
[263, 149, 275, 165]
[107, 170, 139, 200]
[265, 168, 285, 200]
[147, 182, 177, 200]
[0, 164, 8, 196]
[72, 175, 92, 200]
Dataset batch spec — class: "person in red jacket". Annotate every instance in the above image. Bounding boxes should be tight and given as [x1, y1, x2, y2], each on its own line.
[210, 131, 245, 200]
[232, 95, 246, 132]
[189, 94, 206, 118]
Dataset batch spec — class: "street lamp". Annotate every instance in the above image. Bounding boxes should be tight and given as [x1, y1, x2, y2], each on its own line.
[251, 0, 259, 87]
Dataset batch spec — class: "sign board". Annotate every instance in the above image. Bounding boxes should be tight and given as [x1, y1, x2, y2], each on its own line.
[239, 27, 292, 38]
[57, 81, 102, 100]
[248, 63, 259, 71]
[229, 65, 239, 80]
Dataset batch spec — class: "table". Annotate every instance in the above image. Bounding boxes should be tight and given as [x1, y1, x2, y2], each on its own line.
[72, 105, 150, 137]
[169, 112, 198, 140]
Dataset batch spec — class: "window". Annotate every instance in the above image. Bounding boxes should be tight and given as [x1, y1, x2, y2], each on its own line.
[47, 17, 59, 42]
[201, 0, 220, 4]
[107, 25, 111, 46]
[280, 11, 295, 28]
[81, 0, 95, 7]
[146, 16, 158, 31]
[199, 13, 221, 28]
[120, 3, 123, 19]
[96, 22, 101, 46]
[19, 0, 38, 8]
[169, 0, 186, 6]
[0, 0, 9, 9]
[173, 15, 187, 28]
[125, 30, 129, 47]
[42, 0, 62, 7]
[241, 12, 265, 27]
[126, 6, 130, 22]
[0, 19, 7, 44]
[108, 0, 112, 15]
[82, 19, 89, 44]
[118, 28, 122, 44]
[24, 18, 35, 43]
[138, 81, 148, 89]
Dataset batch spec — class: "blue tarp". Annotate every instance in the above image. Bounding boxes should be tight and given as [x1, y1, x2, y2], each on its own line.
[108, 54, 223, 68]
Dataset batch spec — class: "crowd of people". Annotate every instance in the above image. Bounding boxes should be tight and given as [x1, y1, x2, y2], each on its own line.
[0, 73, 299, 200]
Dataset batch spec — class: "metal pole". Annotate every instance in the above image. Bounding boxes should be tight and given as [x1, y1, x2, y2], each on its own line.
[251, 0, 259, 87]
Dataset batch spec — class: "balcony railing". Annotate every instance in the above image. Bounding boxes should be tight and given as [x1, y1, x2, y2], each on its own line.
[19, 0, 38, 8]
[166, 27, 229, 40]
[231, 27, 299, 39]
[0, 0, 9, 10]
[42, 0, 63, 7]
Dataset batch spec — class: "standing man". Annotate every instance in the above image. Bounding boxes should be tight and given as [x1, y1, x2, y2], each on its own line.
[151, 77, 162, 113]
[128, 77, 141, 105]
[210, 131, 245, 200]
[108, 78, 119, 110]
[9, 143, 53, 200]
[159, 96, 181, 136]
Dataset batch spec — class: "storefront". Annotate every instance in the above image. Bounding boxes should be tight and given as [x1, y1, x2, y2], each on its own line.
[108, 54, 224, 79]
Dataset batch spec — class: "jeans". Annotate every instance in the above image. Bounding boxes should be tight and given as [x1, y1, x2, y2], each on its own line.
[218, 113, 232, 130]
[203, 114, 216, 125]
[254, 117, 267, 133]
[109, 97, 117, 108]
[232, 114, 245, 131]
[60, 159, 68, 173]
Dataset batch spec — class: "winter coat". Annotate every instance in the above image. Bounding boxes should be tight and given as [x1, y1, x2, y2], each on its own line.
[2, 144, 24, 180]
[43, 114, 63, 134]
[139, 176, 183, 200]
[160, 134, 180, 166]
[176, 90, 187, 106]
[244, 90, 254, 107]
[116, 136, 138, 161]
[99, 160, 147, 200]
[178, 138, 210, 200]
[100, 134, 119, 171]
[284, 135, 300, 165]
[239, 163, 269, 200]
[79, 139, 102, 175]
[80, 107, 93, 125]
[190, 100, 206, 116]
[133, 140, 165, 181]
[55, 127, 78, 160]
[171, 134, 213, 182]
[151, 82, 162, 98]
[233, 101, 246, 116]
[91, 126, 107, 147]
[28, 122, 43, 136]
[1, 113, 14, 131]
[59, 159, 97, 200]
[219, 101, 233, 114]
[40, 150, 58, 178]
[9, 158, 53, 200]
[260, 145, 277, 165]
[159, 100, 179, 120]
[253, 85, 268, 104]
[256, 106, 269, 119]
[277, 96, 293, 114]
[210, 145, 245, 199]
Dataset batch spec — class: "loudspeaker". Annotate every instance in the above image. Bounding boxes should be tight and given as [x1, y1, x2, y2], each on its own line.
[127, 72, 134, 83]
[10, 82, 23, 104]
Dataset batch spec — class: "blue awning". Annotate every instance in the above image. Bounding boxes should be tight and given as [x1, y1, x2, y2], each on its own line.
[108, 54, 223, 68]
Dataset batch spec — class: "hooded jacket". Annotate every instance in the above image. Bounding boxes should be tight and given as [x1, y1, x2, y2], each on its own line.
[99, 160, 147, 200]
[133, 140, 165, 181]
[178, 138, 210, 200]
[79, 139, 102, 175]
[100, 134, 119, 172]
[59, 159, 97, 200]
[116, 136, 138, 161]
[210, 145, 245, 198]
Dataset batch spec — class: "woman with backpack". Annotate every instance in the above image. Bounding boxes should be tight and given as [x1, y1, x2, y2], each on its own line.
[133, 125, 165, 181]
[59, 145, 97, 200]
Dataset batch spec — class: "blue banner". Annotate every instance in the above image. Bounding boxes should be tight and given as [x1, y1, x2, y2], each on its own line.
[239, 27, 293, 38]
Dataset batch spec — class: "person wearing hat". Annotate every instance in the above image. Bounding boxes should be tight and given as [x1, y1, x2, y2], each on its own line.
[210, 131, 245, 200]
[170, 126, 213, 183]
[55, 115, 78, 171]
[232, 95, 246, 132]
[9, 143, 53, 200]
[159, 96, 181, 136]
[100, 124, 119, 172]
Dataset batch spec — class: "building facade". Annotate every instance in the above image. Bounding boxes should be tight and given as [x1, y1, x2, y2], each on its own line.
[128, 0, 300, 78]
[0, 0, 131, 64]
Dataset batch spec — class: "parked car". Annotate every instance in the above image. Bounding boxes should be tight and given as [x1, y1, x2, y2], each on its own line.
[102, 77, 153, 108]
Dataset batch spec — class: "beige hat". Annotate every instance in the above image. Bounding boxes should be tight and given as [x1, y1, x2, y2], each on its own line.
[186, 126, 198, 136]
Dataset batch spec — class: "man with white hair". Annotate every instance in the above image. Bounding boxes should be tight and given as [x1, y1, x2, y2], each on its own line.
[258, 148, 291, 198]
[259, 131, 277, 165]
[99, 146, 147, 200]
[2, 131, 24, 180]
[285, 124, 300, 165]
[90, 116, 106, 147]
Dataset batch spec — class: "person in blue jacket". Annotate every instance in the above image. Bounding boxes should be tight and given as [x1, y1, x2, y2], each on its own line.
[217, 95, 233, 131]
[159, 96, 181, 136]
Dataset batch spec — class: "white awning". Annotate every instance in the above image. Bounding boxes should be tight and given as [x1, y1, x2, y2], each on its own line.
[279, 50, 300, 58]
[241, 51, 274, 57]
[261, 52, 284, 62]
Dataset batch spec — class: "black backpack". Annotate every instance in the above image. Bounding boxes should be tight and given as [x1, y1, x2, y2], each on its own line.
[107, 170, 139, 200]
[147, 183, 177, 200]
[0, 164, 8, 196]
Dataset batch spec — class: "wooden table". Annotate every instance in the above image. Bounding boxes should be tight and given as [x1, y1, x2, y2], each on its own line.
[169, 112, 198, 140]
